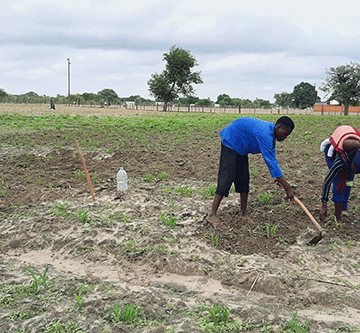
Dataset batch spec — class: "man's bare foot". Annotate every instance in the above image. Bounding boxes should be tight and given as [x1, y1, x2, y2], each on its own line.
[206, 214, 223, 227]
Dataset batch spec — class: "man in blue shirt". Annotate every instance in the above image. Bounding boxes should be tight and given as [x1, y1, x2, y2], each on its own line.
[207, 116, 296, 227]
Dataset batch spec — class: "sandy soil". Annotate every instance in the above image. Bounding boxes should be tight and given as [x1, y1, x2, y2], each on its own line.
[1, 104, 360, 332]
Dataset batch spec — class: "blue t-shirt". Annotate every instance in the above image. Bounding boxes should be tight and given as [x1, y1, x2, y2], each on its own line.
[220, 117, 283, 178]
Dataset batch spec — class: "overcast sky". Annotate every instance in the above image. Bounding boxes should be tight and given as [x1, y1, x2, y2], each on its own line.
[1, 0, 359, 102]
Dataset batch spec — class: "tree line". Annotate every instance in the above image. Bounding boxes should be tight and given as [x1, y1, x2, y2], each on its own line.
[2, 46, 360, 115]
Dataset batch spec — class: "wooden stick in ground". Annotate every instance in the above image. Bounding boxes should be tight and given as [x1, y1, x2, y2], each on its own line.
[76, 140, 95, 201]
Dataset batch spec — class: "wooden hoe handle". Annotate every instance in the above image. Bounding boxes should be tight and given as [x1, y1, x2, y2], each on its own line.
[294, 196, 323, 233]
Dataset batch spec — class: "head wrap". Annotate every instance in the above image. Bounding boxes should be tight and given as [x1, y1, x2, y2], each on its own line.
[276, 116, 295, 130]
[353, 149, 360, 173]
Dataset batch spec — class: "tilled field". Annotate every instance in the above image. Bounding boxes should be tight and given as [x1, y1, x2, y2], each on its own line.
[1, 105, 360, 332]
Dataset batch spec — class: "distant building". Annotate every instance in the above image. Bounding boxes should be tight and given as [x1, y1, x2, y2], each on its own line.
[314, 101, 360, 113]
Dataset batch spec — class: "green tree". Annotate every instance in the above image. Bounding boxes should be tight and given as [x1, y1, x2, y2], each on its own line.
[0, 88, 8, 101]
[292, 82, 320, 109]
[179, 96, 199, 105]
[321, 62, 360, 116]
[231, 98, 242, 106]
[274, 92, 292, 109]
[81, 92, 98, 103]
[196, 98, 213, 107]
[97, 88, 119, 106]
[253, 98, 271, 109]
[148, 45, 203, 111]
[216, 94, 232, 106]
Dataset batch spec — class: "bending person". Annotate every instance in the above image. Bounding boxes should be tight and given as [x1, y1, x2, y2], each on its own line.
[207, 116, 296, 227]
[320, 125, 360, 223]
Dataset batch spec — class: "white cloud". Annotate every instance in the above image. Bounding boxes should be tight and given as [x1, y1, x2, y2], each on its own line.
[1, 0, 360, 101]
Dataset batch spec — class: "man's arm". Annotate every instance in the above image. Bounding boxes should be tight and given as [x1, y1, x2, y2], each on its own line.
[276, 176, 296, 199]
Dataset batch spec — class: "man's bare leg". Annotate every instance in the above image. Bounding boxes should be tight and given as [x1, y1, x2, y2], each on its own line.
[240, 192, 248, 216]
[334, 201, 343, 222]
[240, 192, 254, 223]
[206, 194, 223, 226]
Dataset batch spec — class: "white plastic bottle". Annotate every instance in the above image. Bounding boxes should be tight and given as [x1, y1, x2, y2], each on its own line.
[117, 167, 128, 191]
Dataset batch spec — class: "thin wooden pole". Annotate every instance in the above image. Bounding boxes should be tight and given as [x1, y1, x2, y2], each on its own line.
[76, 140, 95, 201]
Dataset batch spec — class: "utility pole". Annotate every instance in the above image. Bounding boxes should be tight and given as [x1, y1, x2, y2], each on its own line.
[67, 58, 71, 103]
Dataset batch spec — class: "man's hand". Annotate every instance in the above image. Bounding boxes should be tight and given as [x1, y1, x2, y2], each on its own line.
[275, 176, 296, 200]
[285, 188, 296, 200]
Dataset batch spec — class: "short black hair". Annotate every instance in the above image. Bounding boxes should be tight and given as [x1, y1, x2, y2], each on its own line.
[276, 116, 295, 130]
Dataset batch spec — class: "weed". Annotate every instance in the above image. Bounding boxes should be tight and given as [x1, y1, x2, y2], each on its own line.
[209, 233, 219, 247]
[2, 284, 33, 296]
[347, 239, 353, 250]
[257, 192, 274, 204]
[250, 168, 258, 176]
[43, 320, 86, 333]
[279, 312, 309, 332]
[27, 268, 39, 294]
[83, 223, 92, 232]
[330, 215, 344, 228]
[280, 199, 288, 209]
[145, 173, 154, 182]
[52, 203, 69, 216]
[0, 296, 17, 307]
[175, 186, 194, 197]
[159, 172, 169, 179]
[109, 211, 131, 224]
[27, 264, 50, 294]
[0, 190, 6, 197]
[112, 303, 142, 326]
[201, 184, 217, 198]
[276, 237, 289, 248]
[75, 170, 85, 179]
[190, 254, 200, 261]
[265, 224, 278, 238]
[203, 268, 212, 276]
[77, 208, 89, 223]
[207, 303, 230, 324]
[171, 250, 180, 257]
[140, 227, 150, 235]
[74, 283, 94, 311]
[159, 212, 177, 228]
[9, 308, 43, 321]
[19, 162, 29, 168]
[333, 324, 360, 332]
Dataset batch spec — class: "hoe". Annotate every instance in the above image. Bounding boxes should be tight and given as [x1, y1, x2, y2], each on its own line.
[294, 196, 326, 245]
